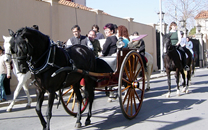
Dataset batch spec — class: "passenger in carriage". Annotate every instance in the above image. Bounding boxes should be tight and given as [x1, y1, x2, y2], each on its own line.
[81, 30, 102, 57]
[114, 24, 118, 35]
[65, 25, 87, 48]
[133, 31, 139, 36]
[31, 25, 39, 30]
[169, 22, 190, 71]
[102, 23, 118, 56]
[92, 24, 105, 40]
[116, 25, 130, 48]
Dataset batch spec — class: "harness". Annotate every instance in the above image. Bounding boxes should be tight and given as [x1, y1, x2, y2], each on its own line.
[26, 39, 71, 75]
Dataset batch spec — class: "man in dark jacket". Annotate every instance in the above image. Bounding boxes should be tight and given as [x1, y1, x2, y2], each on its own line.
[81, 30, 101, 57]
[66, 25, 86, 48]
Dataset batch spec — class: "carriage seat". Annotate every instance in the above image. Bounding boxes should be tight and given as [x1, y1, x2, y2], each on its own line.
[95, 56, 117, 73]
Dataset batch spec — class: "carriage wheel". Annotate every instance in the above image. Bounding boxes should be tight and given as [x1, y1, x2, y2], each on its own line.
[59, 85, 88, 117]
[118, 50, 145, 119]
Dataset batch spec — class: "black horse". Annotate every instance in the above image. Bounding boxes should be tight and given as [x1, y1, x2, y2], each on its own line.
[163, 34, 192, 97]
[8, 27, 96, 129]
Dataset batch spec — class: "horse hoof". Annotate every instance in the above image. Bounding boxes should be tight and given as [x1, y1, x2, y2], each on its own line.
[75, 123, 82, 128]
[165, 93, 170, 98]
[85, 120, 91, 126]
[181, 88, 186, 93]
[186, 90, 189, 93]
[108, 98, 113, 102]
[26, 105, 31, 109]
[6, 108, 12, 112]
[145, 87, 150, 92]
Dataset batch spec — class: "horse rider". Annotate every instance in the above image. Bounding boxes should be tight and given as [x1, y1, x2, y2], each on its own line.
[169, 22, 190, 71]
[186, 37, 194, 59]
[66, 25, 87, 48]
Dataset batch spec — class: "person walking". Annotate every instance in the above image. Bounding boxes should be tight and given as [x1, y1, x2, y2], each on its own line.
[0, 46, 11, 102]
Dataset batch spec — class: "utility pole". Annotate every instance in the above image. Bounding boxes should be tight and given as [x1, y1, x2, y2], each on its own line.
[159, 0, 163, 73]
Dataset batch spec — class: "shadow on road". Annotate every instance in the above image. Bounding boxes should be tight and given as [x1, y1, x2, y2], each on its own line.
[81, 98, 205, 129]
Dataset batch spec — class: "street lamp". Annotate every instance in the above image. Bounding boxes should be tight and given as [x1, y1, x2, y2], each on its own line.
[157, 12, 165, 22]
[196, 24, 202, 33]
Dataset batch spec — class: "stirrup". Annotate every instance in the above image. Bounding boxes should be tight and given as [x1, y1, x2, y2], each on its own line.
[184, 65, 190, 71]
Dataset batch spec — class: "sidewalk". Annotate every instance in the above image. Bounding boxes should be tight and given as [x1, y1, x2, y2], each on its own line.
[0, 70, 173, 108]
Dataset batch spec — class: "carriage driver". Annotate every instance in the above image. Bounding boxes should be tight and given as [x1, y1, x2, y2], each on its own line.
[129, 32, 147, 72]
[66, 25, 87, 48]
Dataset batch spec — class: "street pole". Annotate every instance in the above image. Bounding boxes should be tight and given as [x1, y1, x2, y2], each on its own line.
[159, 0, 163, 73]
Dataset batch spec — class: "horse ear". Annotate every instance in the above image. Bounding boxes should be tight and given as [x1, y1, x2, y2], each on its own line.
[3, 35, 6, 40]
[167, 33, 172, 38]
[8, 29, 14, 36]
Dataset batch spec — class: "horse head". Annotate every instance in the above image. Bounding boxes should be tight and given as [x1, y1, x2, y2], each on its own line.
[3, 35, 12, 62]
[9, 27, 50, 74]
[163, 33, 174, 52]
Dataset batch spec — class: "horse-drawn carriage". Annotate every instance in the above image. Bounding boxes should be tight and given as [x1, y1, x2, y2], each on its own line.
[5, 27, 146, 129]
[59, 48, 146, 119]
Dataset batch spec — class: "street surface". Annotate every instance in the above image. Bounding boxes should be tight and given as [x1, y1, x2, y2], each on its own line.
[0, 68, 208, 130]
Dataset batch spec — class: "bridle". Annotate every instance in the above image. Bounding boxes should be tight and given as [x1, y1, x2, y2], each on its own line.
[15, 36, 55, 74]
[26, 39, 54, 74]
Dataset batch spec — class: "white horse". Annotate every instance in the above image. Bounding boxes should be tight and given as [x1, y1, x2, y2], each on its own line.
[144, 52, 153, 90]
[3, 36, 32, 112]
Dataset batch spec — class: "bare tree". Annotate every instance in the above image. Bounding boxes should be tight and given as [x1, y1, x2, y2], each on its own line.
[163, 0, 208, 29]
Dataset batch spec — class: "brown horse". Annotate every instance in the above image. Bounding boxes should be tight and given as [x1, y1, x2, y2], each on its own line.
[163, 34, 192, 97]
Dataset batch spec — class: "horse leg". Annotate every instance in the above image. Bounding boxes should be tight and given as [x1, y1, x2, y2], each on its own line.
[185, 70, 191, 93]
[74, 82, 82, 128]
[192, 58, 195, 77]
[35, 88, 47, 129]
[175, 70, 180, 96]
[166, 70, 171, 98]
[22, 82, 32, 108]
[145, 71, 150, 91]
[85, 78, 95, 126]
[6, 81, 23, 112]
[45, 91, 55, 130]
[181, 70, 187, 93]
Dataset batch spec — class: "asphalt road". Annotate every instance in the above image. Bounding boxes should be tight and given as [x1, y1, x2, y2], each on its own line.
[0, 68, 208, 130]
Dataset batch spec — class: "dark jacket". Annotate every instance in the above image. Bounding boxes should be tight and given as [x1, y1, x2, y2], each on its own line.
[81, 38, 101, 57]
[70, 35, 86, 45]
[128, 39, 145, 55]
[102, 35, 118, 56]
[137, 39, 145, 55]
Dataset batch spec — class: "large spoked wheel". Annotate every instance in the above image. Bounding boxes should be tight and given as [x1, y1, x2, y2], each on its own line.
[118, 50, 145, 119]
[59, 85, 88, 117]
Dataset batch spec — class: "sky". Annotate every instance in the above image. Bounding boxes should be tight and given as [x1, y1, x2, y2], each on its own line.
[86, 0, 161, 24]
